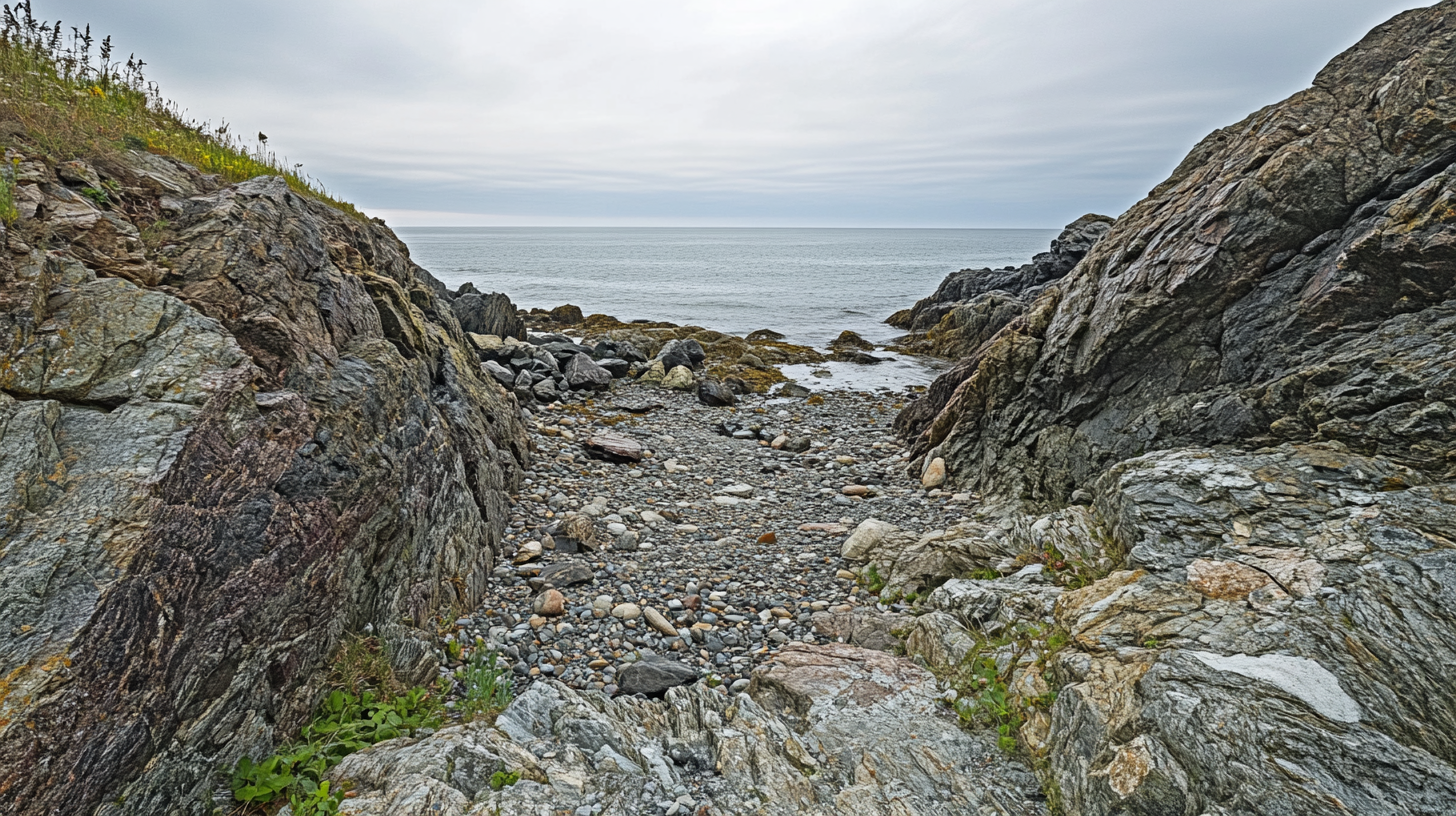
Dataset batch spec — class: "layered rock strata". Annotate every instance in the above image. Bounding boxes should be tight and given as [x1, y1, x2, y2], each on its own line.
[0, 153, 528, 815]
[884, 4, 1456, 814]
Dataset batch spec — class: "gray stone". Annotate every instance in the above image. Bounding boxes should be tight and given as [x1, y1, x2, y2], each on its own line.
[564, 352, 612, 391]
[617, 655, 696, 696]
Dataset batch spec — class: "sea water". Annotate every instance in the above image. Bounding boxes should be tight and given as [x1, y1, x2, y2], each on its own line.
[397, 227, 1057, 389]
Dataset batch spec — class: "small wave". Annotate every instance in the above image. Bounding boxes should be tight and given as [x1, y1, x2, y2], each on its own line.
[840, 309, 870, 316]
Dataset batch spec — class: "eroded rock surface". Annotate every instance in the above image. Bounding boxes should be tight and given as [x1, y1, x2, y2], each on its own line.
[329, 643, 1047, 816]
[897, 4, 1456, 504]
[0, 156, 528, 815]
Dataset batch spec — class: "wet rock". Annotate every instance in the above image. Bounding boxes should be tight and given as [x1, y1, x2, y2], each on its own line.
[539, 560, 594, 588]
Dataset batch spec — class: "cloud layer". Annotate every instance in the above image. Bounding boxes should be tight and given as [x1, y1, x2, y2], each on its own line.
[50, 0, 1433, 225]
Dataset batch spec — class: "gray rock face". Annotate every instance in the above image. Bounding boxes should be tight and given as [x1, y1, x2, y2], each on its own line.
[1047, 444, 1456, 816]
[0, 158, 528, 815]
[615, 654, 698, 696]
[327, 644, 1047, 816]
[451, 290, 525, 340]
[897, 4, 1456, 505]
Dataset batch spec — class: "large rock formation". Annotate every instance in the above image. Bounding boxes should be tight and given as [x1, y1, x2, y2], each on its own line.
[325, 643, 1046, 816]
[0, 153, 528, 815]
[898, 4, 1456, 504]
[884, 4, 1456, 815]
[888, 214, 1112, 358]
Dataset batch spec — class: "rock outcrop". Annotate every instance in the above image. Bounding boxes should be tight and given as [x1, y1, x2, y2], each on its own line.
[0, 153, 528, 815]
[898, 4, 1456, 504]
[887, 214, 1112, 358]
[326, 643, 1046, 816]
[884, 4, 1456, 815]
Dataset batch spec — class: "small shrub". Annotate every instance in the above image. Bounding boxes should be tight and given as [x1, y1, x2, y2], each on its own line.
[79, 185, 108, 205]
[862, 564, 886, 594]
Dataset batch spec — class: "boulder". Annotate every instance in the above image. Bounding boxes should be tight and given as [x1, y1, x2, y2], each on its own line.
[547, 303, 584, 324]
[594, 338, 646, 363]
[637, 360, 666, 385]
[616, 655, 696, 696]
[532, 589, 566, 616]
[827, 330, 874, 351]
[482, 359, 515, 388]
[595, 357, 631, 378]
[696, 379, 736, 406]
[661, 365, 694, 390]
[564, 352, 611, 391]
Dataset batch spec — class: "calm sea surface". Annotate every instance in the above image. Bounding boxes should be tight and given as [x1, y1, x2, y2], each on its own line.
[396, 227, 1057, 389]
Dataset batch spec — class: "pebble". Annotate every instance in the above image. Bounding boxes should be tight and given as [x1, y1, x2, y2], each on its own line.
[441, 376, 969, 703]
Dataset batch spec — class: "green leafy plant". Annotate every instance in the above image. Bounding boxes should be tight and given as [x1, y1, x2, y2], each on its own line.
[457, 648, 513, 724]
[0, 156, 17, 225]
[79, 185, 108, 205]
[489, 770, 521, 791]
[230, 755, 294, 805]
[862, 564, 886, 594]
[227, 638, 444, 811]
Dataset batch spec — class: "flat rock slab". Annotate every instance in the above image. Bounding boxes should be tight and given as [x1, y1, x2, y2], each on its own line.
[584, 434, 644, 462]
[610, 401, 664, 414]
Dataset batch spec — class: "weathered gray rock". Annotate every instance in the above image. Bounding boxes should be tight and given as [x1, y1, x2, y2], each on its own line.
[539, 560, 594, 588]
[661, 365, 694, 390]
[696, 379, 735, 407]
[563, 352, 611, 391]
[0, 160, 528, 815]
[616, 655, 698, 696]
[327, 644, 1047, 815]
[451, 290, 525, 340]
[898, 4, 1456, 507]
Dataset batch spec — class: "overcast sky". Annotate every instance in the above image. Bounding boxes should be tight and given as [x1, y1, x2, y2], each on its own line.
[47, 1, 1433, 227]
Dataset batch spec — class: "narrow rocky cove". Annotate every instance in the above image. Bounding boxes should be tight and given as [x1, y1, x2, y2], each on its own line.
[3, 2, 1456, 816]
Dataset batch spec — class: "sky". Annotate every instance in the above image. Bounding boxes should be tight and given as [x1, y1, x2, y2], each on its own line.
[47, 0, 1435, 227]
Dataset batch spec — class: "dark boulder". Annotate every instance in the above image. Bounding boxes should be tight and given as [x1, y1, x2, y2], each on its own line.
[828, 330, 874, 351]
[451, 290, 526, 339]
[595, 357, 631, 378]
[594, 338, 646, 363]
[483, 360, 515, 388]
[548, 304, 584, 325]
[539, 560, 594, 588]
[697, 380, 736, 407]
[616, 655, 698, 697]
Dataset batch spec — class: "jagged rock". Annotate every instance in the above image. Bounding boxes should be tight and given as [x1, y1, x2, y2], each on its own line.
[548, 303, 584, 324]
[696, 379, 736, 406]
[1046, 443, 1456, 815]
[481, 359, 515, 387]
[563, 352, 611, 391]
[637, 360, 666, 385]
[898, 4, 1456, 507]
[329, 645, 1046, 815]
[808, 609, 907, 652]
[594, 356, 631, 377]
[451, 290, 525, 340]
[0, 165, 528, 815]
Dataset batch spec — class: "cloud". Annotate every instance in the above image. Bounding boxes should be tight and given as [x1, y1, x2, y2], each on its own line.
[47, 0, 1435, 225]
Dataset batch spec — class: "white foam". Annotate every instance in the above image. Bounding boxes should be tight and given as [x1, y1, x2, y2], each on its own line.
[1191, 651, 1361, 723]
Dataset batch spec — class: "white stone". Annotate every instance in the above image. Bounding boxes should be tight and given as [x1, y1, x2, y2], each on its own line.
[1191, 651, 1361, 723]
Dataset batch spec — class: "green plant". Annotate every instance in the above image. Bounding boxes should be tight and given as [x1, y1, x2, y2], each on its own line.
[230, 755, 295, 804]
[79, 185, 107, 205]
[288, 779, 340, 816]
[969, 568, 1001, 581]
[862, 564, 886, 594]
[227, 636, 443, 810]
[457, 648, 513, 724]
[0, 156, 17, 225]
[446, 638, 463, 662]
[489, 770, 521, 791]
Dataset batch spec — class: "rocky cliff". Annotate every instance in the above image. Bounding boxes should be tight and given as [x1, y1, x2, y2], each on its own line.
[881, 3, 1456, 814]
[897, 4, 1456, 503]
[0, 151, 529, 814]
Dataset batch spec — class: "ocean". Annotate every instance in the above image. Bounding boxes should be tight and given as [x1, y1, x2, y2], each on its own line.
[396, 227, 1058, 389]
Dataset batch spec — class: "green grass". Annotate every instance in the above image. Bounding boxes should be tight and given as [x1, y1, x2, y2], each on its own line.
[0, 1, 362, 218]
